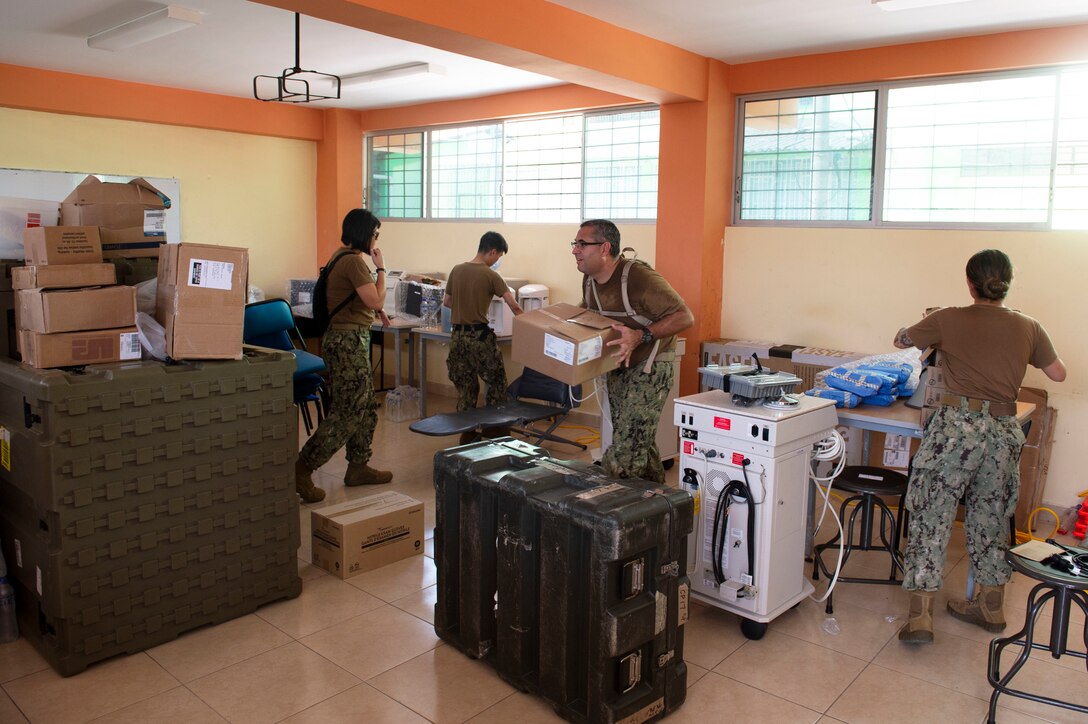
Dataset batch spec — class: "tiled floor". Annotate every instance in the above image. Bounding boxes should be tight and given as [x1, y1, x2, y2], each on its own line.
[1, 393, 1085, 723]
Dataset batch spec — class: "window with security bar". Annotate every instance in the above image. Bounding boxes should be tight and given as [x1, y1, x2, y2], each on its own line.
[735, 65, 1088, 230]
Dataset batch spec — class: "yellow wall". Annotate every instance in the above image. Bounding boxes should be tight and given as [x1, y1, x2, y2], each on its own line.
[0, 107, 318, 297]
[724, 226, 1086, 502]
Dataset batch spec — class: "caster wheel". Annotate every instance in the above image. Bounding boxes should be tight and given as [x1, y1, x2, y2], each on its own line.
[740, 619, 768, 640]
[663, 459, 675, 471]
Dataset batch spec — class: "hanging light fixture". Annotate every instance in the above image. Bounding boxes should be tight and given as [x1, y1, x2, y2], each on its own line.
[253, 12, 340, 103]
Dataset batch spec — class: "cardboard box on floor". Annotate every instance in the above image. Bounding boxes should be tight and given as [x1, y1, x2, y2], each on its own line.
[512, 302, 621, 385]
[311, 492, 424, 579]
[13, 263, 116, 290]
[156, 242, 248, 360]
[23, 226, 103, 266]
[16, 285, 136, 334]
[60, 176, 168, 258]
[20, 326, 140, 368]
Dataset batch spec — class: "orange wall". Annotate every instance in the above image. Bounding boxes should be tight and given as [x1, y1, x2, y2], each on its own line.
[730, 23, 1088, 93]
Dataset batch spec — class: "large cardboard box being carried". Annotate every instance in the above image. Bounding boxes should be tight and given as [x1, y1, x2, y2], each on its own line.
[512, 302, 621, 385]
[23, 226, 102, 266]
[156, 242, 248, 360]
[311, 492, 424, 579]
[16, 285, 136, 333]
[20, 326, 141, 368]
[60, 176, 168, 257]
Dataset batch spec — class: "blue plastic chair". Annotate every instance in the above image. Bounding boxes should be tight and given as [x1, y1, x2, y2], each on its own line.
[243, 298, 326, 433]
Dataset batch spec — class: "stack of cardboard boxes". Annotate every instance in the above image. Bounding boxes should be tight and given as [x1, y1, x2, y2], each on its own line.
[14, 226, 139, 368]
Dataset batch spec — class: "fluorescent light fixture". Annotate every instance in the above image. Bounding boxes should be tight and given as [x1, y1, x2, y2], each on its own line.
[340, 62, 446, 90]
[88, 5, 202, 51]
[873, 0, 973, 10]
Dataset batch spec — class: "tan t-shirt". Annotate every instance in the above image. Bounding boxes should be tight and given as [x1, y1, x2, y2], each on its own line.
[446, 262, 508, 325]
[906, 304, 1058, 402]
[326, 248, 376, 330]
[582, 260, 687, 366]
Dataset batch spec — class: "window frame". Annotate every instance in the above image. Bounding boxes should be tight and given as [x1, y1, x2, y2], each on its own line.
[364, 105, 659, 224]
[733, 65, 1086, 231]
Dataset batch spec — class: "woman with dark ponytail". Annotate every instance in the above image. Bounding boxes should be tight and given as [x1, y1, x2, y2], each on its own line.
[295, 209, 393, 503]
[892, 249, 1066, 644]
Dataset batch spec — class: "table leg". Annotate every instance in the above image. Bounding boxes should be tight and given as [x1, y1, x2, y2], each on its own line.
[408, 331, 416, 387]
[393, 329, 402, 388]
[419, 336, 427, 417]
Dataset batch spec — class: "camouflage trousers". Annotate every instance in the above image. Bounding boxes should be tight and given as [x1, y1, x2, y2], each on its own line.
[298, 329, 377, 469]
[902, 403, 1025, 591]
[601, 361, 673, 484]
[447, 329, 507, 411]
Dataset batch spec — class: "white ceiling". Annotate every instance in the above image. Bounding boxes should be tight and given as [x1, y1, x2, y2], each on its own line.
[2, 0, 1087, 111]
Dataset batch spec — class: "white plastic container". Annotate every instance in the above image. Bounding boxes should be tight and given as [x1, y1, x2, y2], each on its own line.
[517, 284, 549, 313]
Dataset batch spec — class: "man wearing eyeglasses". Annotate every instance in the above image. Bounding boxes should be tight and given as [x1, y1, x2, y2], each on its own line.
[573, 219, 693, 483]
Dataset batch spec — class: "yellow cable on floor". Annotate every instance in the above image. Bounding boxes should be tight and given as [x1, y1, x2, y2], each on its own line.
[1014, 506, 1060, 543]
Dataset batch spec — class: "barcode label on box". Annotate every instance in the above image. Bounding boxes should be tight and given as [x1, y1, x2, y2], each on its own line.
[543, 333, 576, 365]
[143, 209, 166, 235]
[188, 259, 234, 290]
[576, 335, 603, 364]
[119, 332, 141, 360]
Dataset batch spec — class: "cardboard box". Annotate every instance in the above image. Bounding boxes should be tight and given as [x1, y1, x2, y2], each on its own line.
[0, 196, 59, 260]
[19, 326, 140, 368]
[60, 176, 168, 257]
[17, 285, 136, 333]
[512, 302, 621, 385]
[311, 492, 424, 579]
[12, 263, 117, 290]
[156, 242, 248, 360]
[23, 226, 103, 266]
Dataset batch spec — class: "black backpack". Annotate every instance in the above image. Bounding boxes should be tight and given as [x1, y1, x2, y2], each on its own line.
[311, 251, 357, 335]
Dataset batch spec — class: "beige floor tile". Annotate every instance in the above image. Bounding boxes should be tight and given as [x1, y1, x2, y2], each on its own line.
[255, 571, 385, 638]
[425, 536, 435, 558]
[467, 691, 564, 723]
[0, 688, 29, 724]
[369, 645, 516, 724]
[3, 652, 178, 724]
[685, 661, 709, 688]
[669, 670, 820, 723]
[392, 583, 438, 624]
[771, 596, 900, 662]
[989, 652, 1088, 723]
[187, 641, 358, 724]
[714, 630, 867, 711]
[0, 637, 49, 684]
[300, 604, 440, 680]
[297, 560, 328, 582]
[874, 627, 993, 700]
[826, 664, 993, 724]
[682, 602, 749, 670]
[347, 554, 437, 602]
[87, 686, 227, 723]
[147, 614, 293, 683]
[280, 682, 429, 723]
[816, 718, 848, 724]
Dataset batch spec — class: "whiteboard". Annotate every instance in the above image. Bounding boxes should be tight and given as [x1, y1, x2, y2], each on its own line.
[0, 168, 181, 256]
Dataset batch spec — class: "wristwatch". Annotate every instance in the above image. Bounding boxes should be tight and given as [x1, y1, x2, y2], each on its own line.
[641, 328, 653, 345]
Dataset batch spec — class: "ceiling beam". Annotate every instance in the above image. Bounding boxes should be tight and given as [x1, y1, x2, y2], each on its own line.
[256, 0, 709, 103]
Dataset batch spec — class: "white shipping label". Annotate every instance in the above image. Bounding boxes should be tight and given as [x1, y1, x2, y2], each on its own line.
[576, 334, 603, 364]
[143, 209, 166, 235]
[882, 433, 911, 469]
[119, 332, 141, 360]
[187, 259, 234, 291]
[543, 333, 576, 365]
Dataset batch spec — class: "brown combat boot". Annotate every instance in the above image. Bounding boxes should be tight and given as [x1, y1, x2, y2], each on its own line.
[295, 459, 326, 503]
[898, 591, 935, 644]
[947, 584, 1007, 632]
[345, 463, 393, 486]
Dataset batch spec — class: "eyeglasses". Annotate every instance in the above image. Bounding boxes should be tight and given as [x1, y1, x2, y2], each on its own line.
[570, 241, 605, 249]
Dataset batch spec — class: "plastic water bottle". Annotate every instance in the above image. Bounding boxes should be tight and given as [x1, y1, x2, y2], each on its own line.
[0, 577, 18, 643]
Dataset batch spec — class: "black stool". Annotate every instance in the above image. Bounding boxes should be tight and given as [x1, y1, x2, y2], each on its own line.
[812, 465, 909, 614]
[987, 551, 1088, 723]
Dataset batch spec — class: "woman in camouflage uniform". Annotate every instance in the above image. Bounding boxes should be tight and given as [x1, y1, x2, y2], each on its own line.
[295, 209, 393, 503]
[893, 249, 1066, 644]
